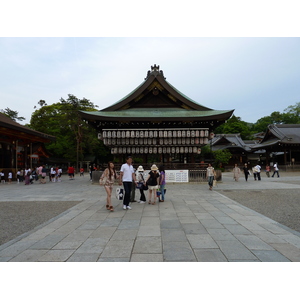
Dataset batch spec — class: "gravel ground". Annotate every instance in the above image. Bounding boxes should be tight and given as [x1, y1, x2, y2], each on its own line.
[217, 189, 300, 233]
[0, 201, 80, 245]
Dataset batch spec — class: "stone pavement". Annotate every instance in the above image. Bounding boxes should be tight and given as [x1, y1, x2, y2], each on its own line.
[1, 172, 300, 262]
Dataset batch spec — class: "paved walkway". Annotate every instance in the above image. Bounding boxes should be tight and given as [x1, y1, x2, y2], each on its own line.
[1, 172, 300, 262]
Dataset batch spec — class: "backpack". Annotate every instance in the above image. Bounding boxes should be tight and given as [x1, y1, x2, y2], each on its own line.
[116, 188, 125, 201]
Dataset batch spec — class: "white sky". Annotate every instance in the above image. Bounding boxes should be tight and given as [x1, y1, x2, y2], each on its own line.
[1, 1, 300, 126]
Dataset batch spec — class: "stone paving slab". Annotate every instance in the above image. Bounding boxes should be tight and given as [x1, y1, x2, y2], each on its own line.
[1, 173, 300, 261]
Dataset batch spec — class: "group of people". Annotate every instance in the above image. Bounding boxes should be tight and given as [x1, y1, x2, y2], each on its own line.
[0, 170, 13, 184]
[99, 156, 166, 212]
[233, 162, 281, 182]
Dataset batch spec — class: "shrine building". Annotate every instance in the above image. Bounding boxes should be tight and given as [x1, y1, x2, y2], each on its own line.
[80, 65, 234, 166]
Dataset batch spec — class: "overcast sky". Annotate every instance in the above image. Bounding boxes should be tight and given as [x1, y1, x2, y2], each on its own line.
[1, 3, 300, 126]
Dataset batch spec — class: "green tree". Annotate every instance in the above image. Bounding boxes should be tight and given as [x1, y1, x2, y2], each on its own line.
[214, 115, 253, 140]
[213, 149, 231, 169]
[1, 107, 25, 122]
[251, 111, 283, 133]
[29, 94, 109, 166]
[282, 102, 300, 124]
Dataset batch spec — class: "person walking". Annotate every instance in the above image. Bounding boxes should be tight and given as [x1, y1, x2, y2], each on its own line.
[206, 163, 216, 191]
[68, 166, 75, 180]
[119, 156, 137, 210]
[50, 166, 56, 182]
[136, 165, 147, 203]
[253, 164, 261, 181]
[158, 165, 166, 202]
[265, 164, 271, 177]
[233, 164, 241, 181]
[8, 170, 12, 184]
[243, 163, 250, 181]
[146, 164, 160, 205]
[272, 163, 280, 178]
[100, 161, 119, 212]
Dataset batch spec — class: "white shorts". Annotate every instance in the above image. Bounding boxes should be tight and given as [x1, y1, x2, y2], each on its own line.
[148, 185, 158, 190]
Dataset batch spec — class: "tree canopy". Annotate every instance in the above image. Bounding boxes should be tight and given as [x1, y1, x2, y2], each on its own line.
[0, 107, 25, 122]
[29, 94, 109, 165]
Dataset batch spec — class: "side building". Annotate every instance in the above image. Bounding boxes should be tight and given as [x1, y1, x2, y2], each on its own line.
[0, 113, 56, 180]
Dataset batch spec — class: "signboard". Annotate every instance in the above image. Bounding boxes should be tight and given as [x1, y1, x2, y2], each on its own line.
[165, 170, 189, 183]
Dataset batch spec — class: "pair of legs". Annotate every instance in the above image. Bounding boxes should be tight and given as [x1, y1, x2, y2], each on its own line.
[148, 186, 157, 204]
[208, 176, 214, 190]
[139, 189, 146, 202]
[104, 184, 114, 211]
[159, 184, 165, 202]
[272, 171, 280, 177]
[123, 181, 132, 209]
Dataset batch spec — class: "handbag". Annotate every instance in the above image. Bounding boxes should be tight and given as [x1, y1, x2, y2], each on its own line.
[213, 179, 217, 187]
[136, 182, 144, 189]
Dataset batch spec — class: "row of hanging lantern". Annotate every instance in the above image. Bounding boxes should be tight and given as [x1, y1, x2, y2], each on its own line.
[100, 128, 209, 139]
[111, 146, 202, 154]
[103, 137, 209, 146]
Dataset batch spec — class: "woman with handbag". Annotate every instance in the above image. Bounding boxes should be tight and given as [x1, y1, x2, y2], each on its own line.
[146, 164, 160, 205]
[206, 163, 216, 191]
[136, 165, 147, 203]
[99, 161, 119, 212]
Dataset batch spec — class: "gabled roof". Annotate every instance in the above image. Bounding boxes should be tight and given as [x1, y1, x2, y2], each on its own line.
[80, 65, 234, 124]
[251, 124, 300, 149]
[212, 134, 252, 152]
[0, 113, 56, 142]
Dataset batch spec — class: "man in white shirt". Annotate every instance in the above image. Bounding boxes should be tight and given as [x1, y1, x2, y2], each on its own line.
[272, 163, 280, 178]
[119, 156, 137, 210]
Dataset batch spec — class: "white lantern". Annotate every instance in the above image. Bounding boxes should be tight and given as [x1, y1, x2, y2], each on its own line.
[200, 130, 204, 137]
[136, 131, 139, 138]
[144, 131, 149, 138]
[173, 130, 177, 137]
[182, 131, 186, 137]
[195, 130, 200, 137]
[158, 147, 162, 154]
[153, 147, 157, 154]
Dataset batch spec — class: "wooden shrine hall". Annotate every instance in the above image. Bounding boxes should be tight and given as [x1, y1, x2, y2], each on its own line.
[80, 65, 234, 165]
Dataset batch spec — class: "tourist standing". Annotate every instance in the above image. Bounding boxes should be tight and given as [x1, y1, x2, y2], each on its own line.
[243, 163, 250, 181]
[119, 156, 137, 210]
[253, 164, 261, 180]
[265, 164, 271, 177]
[146, 164, 160, 205]
[136, 165, 146, 203]
[8, 170, 12, 184]
[100, 161, 119, 212]
[206, 163, 216, 191]
[68, 166, 75, 179]
[158, 165, 166, 202]
[0, 170, 5, 184]
[272, 163, 280, 178]
[233, 164, 241, 181]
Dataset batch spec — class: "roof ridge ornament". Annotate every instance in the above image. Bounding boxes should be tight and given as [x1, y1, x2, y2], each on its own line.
[145, 64, 166, 80]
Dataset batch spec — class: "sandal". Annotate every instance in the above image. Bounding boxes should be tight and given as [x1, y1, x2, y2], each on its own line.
[106, 204, 110, 210]
[109, 206, 114, 212]
[152, 201, 156, 205]
[148, 201, 151, 205]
